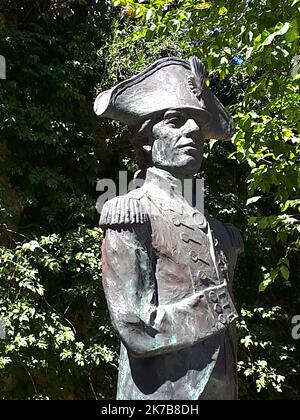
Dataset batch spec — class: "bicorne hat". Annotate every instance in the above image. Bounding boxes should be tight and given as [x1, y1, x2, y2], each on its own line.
[94, 56, 234, 141]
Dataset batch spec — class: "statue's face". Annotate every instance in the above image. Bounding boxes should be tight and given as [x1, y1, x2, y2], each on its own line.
[150, 109, 205, 177]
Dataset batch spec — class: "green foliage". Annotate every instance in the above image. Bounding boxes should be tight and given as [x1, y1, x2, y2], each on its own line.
[238, 306, 297, 398]
[0, 0, 118, 400]
[0, 226, 118, 400]
[0, 0, 111, 232]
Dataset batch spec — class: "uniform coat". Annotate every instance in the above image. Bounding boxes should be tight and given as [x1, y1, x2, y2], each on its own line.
[100, 167, 243, 400]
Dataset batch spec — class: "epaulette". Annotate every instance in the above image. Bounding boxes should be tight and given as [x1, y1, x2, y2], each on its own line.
[99, 192, 149, 229]
[224, 223, 244, 254]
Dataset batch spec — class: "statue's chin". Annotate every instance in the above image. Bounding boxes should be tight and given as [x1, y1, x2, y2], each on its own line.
[177, 155, 202, 175]
[158, 159, 201, 178]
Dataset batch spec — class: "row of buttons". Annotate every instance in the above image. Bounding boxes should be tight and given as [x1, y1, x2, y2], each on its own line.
[172, 214, 206, 230]
[211, 229, 230, 285]
[208, 290, 232, 326]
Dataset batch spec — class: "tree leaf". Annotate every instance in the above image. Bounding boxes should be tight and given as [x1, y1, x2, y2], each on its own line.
[146, 9, 153, 21]
[194, 3, 211, 10]
[285, 19, 299, 42]
[280, 265, 290, 281]
[246, 196, 262, 205]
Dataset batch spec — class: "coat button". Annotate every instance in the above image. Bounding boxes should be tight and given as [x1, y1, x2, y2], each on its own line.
[192, 211, 205, 227]
[209, 290, 218, 303]
[214, 303, 223, 314]
[172, 217, 181, 227]
[218, 314, 227, 325]
[180, 233, 189, 243]
[228, 313, 236, 322]
[190, 250, 199, 262]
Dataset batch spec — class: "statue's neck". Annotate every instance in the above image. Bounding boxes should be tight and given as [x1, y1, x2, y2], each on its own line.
[144, 166, 193, 197]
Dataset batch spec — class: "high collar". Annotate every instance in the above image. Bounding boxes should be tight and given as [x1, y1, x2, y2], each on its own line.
[144, 167, 186, 198]
[143, 166, 208, 229]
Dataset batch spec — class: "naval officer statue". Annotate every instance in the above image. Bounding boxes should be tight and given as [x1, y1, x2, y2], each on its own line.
[94, 57, 244, 400]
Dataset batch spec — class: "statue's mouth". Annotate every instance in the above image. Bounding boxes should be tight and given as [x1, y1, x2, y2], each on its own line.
[181, 145, 198, 153]
[177, 139, 197, 148]
[176, 140, 200, 156]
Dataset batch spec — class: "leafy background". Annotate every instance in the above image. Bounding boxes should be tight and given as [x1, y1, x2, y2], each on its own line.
[0, 0, 300, 399]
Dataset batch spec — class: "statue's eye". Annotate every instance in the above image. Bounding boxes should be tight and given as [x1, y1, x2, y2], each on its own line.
[166, 117, 181, 127]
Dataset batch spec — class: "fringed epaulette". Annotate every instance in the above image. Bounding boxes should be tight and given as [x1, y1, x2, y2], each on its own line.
[224, 224, 244, 254]
[99, 193, 149, 229]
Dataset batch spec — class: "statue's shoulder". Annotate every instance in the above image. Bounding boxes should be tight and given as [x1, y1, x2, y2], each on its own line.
[208, 216, 244, 255]
[99, 188, 149, 229]
[223, 223, 244, 254]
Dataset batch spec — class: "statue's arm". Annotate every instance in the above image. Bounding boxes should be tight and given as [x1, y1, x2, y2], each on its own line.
[102, 226, 223, 358]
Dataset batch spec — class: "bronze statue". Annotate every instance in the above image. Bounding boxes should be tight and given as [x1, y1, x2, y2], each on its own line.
[94, 57, 244, 400]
